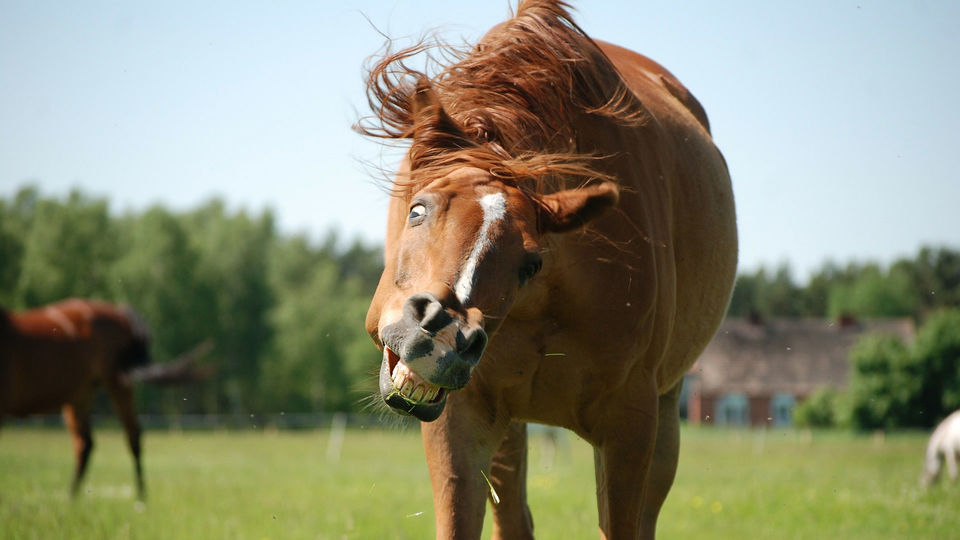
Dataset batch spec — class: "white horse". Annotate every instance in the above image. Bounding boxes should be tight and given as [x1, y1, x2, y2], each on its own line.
[923, 409, 960, 486]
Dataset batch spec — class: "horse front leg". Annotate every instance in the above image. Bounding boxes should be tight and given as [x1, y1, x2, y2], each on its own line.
[640, 380, 683, 538]
[421, 389, 509, 539]
[592, 384, 659, 540]
[489, 421, 534, 540]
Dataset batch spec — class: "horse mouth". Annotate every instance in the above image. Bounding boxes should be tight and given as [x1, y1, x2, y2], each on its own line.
[388, 349, 447, 403]
[379, 347, 448, 421]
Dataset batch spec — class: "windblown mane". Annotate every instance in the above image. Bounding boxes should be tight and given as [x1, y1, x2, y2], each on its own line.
[357, 0, 647, 195]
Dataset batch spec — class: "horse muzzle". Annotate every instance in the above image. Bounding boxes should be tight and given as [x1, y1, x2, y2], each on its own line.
[377, 292, 487, 422]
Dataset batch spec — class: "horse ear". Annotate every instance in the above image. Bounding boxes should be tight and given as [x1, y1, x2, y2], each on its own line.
[537, 181, 620, 233]
[410, 77, 473, 153]
[411, 77, 441, 118]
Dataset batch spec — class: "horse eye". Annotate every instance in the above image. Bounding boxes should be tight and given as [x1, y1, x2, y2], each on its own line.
[518, 257, 543, 287]
[408, 204, 427, 225]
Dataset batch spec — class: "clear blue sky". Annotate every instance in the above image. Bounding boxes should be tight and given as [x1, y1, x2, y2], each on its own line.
[1, 1, 958, 280]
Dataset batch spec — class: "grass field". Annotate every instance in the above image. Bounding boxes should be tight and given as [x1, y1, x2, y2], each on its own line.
[1, 424, 958, 539]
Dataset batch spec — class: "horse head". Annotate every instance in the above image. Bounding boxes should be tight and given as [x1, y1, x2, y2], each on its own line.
[366, 81, 619, 421]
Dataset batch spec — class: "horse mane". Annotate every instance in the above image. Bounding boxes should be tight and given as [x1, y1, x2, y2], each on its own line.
[357, 0, 647, 195]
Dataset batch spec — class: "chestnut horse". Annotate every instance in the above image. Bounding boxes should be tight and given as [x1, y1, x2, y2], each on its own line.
[360, 1, 737, 538]
[1, 298, 152, 499]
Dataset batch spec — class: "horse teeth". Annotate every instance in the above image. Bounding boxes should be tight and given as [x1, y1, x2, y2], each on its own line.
[401, 380, 414, 397]
[392, 363, 408, 386]
[424, 386, 437, 402]
[410, 385, 425, 402]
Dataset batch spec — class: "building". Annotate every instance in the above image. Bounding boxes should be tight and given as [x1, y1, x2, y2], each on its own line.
[683, 316, 915, 427]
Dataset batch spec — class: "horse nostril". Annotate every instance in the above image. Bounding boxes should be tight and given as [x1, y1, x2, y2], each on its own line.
[401, 293, 486, 362]
[404, 293, 453, 334]
[406, 293, 433, 322]
[459, 327, 488, 364]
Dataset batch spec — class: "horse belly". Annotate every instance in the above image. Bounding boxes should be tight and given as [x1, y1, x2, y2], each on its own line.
[6, 351, 95, 414]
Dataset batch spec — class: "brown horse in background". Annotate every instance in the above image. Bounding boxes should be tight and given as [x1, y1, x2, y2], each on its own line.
[1, 298, 153, 499]
[360, 1, 737, 538]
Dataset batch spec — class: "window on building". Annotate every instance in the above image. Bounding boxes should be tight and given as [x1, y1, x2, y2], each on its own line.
[770, 393, 796, 427]
[716, 393, 749, 426]
[678, 374, 696, 420]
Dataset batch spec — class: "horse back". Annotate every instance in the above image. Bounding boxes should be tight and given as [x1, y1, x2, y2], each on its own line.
[0, 299, 149, 415]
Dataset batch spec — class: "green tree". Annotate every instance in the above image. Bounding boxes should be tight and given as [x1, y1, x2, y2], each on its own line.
[263, 235, 382, 413]
[15, 190, 119, 306]
[726, 247, 960, 321]
[726, 271, 760, 317]
[727, 265, 806, 318]
[845, 333, 914, 430]
[111, 207, 218, 414]
[184, 200, 275, 414]
[0, 189, 32, 306]
[803, 261, 849, 317]
[911, 309, 960, 422]
[906, 247, 960, 314]
[827, 264, 917, 318]
[794, 387, 842, 428]
[845, 309, 960, 430]
[757, 265, 806, 317]
[113, 207, 214, 359]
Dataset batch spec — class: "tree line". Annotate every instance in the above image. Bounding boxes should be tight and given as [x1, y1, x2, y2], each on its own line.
[1, 186, 383, 416]
[728, 248, 960, 321]
[2, 186, 958, 423]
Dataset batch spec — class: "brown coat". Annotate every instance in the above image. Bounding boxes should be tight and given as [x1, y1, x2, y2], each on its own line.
[361, 2, 737, 537]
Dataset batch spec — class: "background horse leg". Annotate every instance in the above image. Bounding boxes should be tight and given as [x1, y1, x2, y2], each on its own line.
[946, 446, 958, 482]
[592, 385, 658, 540]
[639, 380, 683, 538]
[489, 421, 534, 540]
[421, 391, 509, 539]
[106, 380, 145, 500]
[62, 402, 94, 498]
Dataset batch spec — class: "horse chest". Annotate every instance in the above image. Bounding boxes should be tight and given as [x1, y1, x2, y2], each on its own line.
[479, 315, 648, 427]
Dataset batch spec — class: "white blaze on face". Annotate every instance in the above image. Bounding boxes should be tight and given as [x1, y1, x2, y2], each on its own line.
[454, 192, 506, 304]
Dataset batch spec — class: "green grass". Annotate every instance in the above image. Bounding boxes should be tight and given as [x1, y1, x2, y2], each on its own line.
[1, 425, 958, 539]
